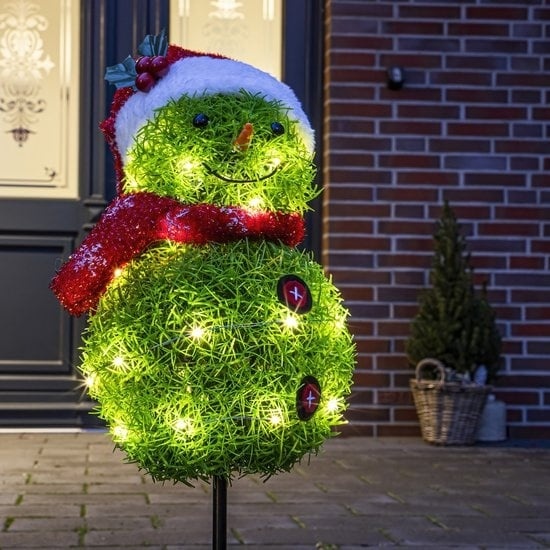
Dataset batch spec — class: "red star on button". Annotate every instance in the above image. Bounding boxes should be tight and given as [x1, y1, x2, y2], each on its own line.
[277, 275, 312, 313]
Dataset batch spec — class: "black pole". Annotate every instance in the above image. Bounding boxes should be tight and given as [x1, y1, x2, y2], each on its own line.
[212, 475, 227, 550]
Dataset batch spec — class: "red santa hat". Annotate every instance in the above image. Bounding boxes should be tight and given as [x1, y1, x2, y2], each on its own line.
[101, 45, 315, 194]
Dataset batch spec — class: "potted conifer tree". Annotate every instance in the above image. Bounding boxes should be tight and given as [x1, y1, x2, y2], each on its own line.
[406, 201, 501, 445]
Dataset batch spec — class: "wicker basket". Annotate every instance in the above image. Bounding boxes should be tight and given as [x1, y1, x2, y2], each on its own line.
[410, 358, 490, 445]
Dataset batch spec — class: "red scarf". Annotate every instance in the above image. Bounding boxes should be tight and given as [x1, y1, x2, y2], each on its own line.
[51, 192, 305, 316]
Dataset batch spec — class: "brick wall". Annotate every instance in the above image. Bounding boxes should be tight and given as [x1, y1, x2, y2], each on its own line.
[323, 0, 550, 439]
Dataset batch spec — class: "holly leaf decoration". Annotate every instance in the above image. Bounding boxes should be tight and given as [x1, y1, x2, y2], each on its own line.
[105, 55, 137, 89]
[138, 29, 168, 57]
[104, 30, 168, 90]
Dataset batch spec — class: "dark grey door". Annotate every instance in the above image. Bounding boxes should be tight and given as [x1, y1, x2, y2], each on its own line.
[0, 0, 321, 427]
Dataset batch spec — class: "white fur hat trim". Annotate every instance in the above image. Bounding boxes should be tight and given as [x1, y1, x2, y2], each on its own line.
[115, 56, 315, 162]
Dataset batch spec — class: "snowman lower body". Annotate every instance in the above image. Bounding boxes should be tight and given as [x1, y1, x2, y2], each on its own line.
[81, 240, 355, 483]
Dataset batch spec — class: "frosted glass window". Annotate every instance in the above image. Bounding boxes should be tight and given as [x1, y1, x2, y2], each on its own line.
[0, 0, 80, 198]
[170, 0, 282, 79]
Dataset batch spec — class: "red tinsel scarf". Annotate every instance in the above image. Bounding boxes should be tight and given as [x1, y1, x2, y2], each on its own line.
[51, 192, 305, 316]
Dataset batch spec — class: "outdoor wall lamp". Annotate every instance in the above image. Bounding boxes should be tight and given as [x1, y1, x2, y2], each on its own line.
[387, 66, 405, 90]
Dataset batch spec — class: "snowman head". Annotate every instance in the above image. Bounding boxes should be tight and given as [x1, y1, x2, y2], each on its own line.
[102, 38, 317, 213]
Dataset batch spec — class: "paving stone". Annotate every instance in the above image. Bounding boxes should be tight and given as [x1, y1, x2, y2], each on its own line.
[0, 433, 550, 547]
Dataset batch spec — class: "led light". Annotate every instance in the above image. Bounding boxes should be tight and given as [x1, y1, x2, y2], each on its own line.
[112, 424, 129, 442]
[269, 413, 282, 425]
[112, 356, 125, 368]
[178, 156, 200, 174]
[113, 268, 123, 278]
[190, 326, 205, 339]
[248, 197, 263, 209]
[174, 417, 193, 434]
[84, 373, 96, 388]
[326, 397, 339, 413]
[270, 156, 282, 167]
[283, 314, 299, 329]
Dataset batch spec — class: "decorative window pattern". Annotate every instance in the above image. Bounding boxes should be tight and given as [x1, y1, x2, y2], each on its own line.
[170, 0, 281, 79]
[0, 0, 79, 198]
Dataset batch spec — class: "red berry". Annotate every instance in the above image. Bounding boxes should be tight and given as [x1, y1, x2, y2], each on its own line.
[135, 56, 152, 74]
[135, 72, 156, 92]
[150, 55, 169, 78]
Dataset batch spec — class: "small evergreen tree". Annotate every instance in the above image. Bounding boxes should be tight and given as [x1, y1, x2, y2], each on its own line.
[406, 202, 501, 382]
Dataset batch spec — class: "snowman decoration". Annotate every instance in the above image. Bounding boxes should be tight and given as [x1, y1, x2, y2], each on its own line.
[51, 33, 355, 484]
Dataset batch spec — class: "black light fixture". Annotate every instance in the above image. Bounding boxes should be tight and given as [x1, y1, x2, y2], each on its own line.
[387, 66, 405, 90]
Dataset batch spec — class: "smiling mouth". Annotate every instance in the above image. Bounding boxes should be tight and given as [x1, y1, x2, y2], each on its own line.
[204, 164, 279, 183]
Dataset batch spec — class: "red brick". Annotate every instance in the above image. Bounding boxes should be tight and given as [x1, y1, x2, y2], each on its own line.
[447, 122, 509, 137]
[447, 88, 509, 104]
[526, 307, 550, 322]
[379, 154, 440, 169]
[329, 85, 376, 101]
[331, 35, 393, 50]
[331, 18, 378, 35]
[380, 53, 443, 69]
[378, 391, 415, 406]
[380, 121, 441, 135]
[510, 157, 541, 170]
[479, 222, 539, 237]
[346, 407, 390, 422]
[466, 106, 529, 121]
[430, 138, 491, 153]
[377, 425, 421, 437]
[330, 102, 392, 118]
[463, 172, 525, 186]
[466, 7, 528, 20]
[508, 426, 550, 439]
[527, 409, 550, 422]
[376, 187, 439, 202]
[354, 339, 391, 354]
[395, 237, 432, 252]
[328, 51, 376, 67]
[397, 171, 459, 186]
[353, 371, 391, 388]
[398, 5, 461, 20]
[382, 21, 444, 35]
[510, 256, 546, 270]
[394, 407, 419, 422]
[376, 321, 412, 337]
[465, 38, 528, 54]
[398, 37, 460, 52]
[339, 424, 374, 437]
[495, 206, 550, 220]
[496, 140, 548, 154]
[398, 104, 459, 119]
[331, 2, 393, 18]
[495, 391, 540, 406]
[448, 23, 509, 37]
[446, 55, 508, 70]
[376, 355, 410, 371]
[511, 357, 550, 370]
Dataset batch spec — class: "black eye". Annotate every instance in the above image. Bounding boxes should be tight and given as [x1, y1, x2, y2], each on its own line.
[193, 113, 209, 128]
[270, 121, 285, 136]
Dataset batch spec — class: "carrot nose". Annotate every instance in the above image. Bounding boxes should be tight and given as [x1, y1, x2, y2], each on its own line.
[233, 122, 254, 152]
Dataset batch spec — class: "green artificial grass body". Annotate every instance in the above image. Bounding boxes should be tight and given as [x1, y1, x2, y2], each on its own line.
[123, 92, 318, 213]
[81, 240, 355, 484]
